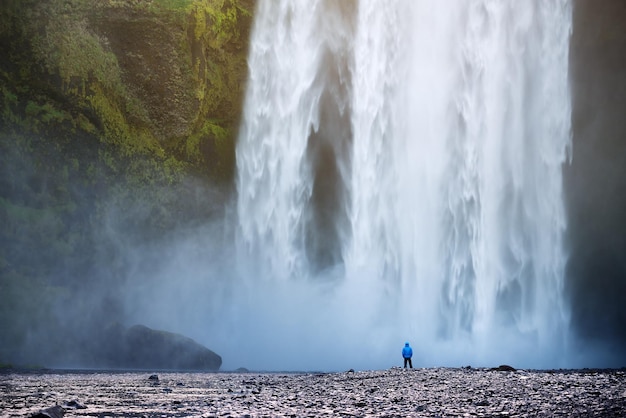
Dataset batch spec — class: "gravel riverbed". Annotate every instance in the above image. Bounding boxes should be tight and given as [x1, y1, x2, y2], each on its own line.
[1, 367, 625, 417]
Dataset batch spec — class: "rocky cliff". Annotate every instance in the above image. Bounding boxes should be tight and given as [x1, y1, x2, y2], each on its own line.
[1, 0, 253, 179]
[566, 0, 626, 359]
[0, 0, 253, 369]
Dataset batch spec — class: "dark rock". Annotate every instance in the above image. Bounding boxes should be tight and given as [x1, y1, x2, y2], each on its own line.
[148, 374, 159, 381]
[62, 400, 86, 409]
[92, 324, 222, 371]
[122, 325, 222, 371]
[566, 0, 626, 358]
[30, 405, 64, 418]
[492, 365, 516, 372]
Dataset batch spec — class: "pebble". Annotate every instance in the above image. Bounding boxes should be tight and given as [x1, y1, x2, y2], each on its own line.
[0, 368, 624, 417]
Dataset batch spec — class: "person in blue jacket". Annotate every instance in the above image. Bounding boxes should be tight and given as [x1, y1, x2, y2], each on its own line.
[402, 342, 413, 368]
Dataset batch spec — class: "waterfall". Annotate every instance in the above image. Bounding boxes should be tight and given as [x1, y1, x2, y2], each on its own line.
[234, 0, 572, 371]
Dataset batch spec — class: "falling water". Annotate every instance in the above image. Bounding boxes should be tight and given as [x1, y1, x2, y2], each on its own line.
[234, 0, 572, 371]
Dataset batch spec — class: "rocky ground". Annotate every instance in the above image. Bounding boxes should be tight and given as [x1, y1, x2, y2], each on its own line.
[1, 367, 625, 417]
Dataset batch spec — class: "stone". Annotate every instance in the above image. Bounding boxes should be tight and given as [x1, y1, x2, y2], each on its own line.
[62, 400, 86, 409]
[3, 367, 623, 416]
[93, 324, 222, 371]
[492, 365, 516, 372]
[30, 405, 64, 418]
[122, 325, 222, 371]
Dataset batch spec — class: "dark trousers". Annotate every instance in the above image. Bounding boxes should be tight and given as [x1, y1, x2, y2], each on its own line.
[403, 357, 413, 368]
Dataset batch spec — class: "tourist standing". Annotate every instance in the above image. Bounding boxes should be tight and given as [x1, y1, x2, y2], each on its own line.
[402, 342, 413, 368]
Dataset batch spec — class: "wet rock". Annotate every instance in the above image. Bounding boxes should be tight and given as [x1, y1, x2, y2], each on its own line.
[62, 400, 86, 409]
[492, 364, 516, 372]
[30, 405, 64, 418]
[87, 323, 222, 371]
[4, 368, 625, 416]
[122, 325, 222, 371]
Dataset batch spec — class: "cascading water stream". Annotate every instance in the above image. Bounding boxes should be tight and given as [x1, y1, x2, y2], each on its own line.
[234, 0, 572, 371]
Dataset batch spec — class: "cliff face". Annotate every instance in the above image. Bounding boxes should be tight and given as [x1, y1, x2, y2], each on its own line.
[0, 0, 254, 367]
[92, 7, 202, 141]
[566, 0, 626, 357]
[87, 1, 253, 174]
[1, 0, 252, 177]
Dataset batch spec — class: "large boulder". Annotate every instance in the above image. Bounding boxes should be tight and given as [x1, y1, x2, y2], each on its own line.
[94, 323, 222, 371]
[120, 325, 222, 371]
[31, 406, 64, 418]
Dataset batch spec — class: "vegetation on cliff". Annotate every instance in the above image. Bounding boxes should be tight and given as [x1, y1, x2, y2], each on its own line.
[0, 0, 254, 366]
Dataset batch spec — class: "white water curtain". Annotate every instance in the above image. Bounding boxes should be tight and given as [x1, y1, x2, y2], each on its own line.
[234, 0, 572, 371]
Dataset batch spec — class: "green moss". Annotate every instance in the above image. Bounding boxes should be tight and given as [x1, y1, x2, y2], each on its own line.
[180, 0, 251, 180]
[152, 0, 193, 12]
[74, 113, 98, 135]
[1, 84, 20, 124]
[1, 88, 17, 107]
[25, 101, 68, 125]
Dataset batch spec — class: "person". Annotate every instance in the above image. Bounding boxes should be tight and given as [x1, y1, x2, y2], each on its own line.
[402, 342, 413, 368]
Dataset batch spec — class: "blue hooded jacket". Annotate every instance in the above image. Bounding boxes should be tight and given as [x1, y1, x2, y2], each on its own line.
[402, 342, 413, 359]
